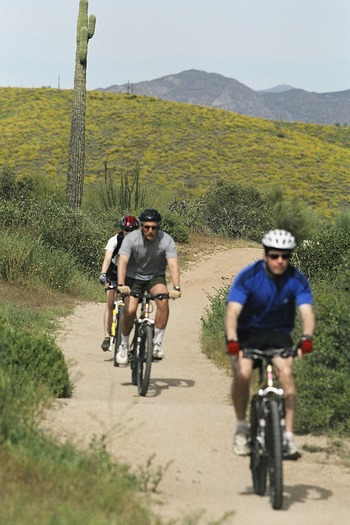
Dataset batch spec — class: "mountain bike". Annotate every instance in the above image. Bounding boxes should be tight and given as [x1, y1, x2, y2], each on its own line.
[128, 291, 169, 396]
[109, 292, 125, 367]
[244, 347, 296, 510]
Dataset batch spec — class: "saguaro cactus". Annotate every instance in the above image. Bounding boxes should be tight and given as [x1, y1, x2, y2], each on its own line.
[66, 0, 96, 209]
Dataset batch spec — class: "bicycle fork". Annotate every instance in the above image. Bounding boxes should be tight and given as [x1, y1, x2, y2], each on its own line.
[257, 364, 286, 453]
[134, 318, 155, 359]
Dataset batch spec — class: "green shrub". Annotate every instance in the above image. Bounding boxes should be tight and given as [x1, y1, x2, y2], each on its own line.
[201, 285, 229, 369]
[0, 368, 50, 444]
[0, 229, 92, 293]
[160, 209, 189, 243]
[294, 284, 350, 434]
[200, 179, 272, 241]
[0, 167, 35, 203]
[293, 226, 350, 280]
[168, 198, 206, 233]
[27, 196, 104, 276]
[0, 316, 72, 398]
[267, 186, 321, 243]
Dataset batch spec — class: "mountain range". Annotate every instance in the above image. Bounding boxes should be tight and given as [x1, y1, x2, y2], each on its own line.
[98, 69, 350, 125]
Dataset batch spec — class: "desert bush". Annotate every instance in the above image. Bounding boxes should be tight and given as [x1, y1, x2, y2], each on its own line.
[294, 282, 350, 434]
[267, 185, 322, 243]
[0, 316, 72, 398]
[335, 208, 350, 230]
[0, 368, 50, 445]
[27, 196, 104, 276]
[168, 198, 206, 233]
[160, 209, 189, 243]
[201, 285, 229, 369]
[293, 225, 350, 280]
[0, 166, 35, 203]
[198, 179, 319, 243]
[0, 229, 92, 293]
[200, 179, 272, 241]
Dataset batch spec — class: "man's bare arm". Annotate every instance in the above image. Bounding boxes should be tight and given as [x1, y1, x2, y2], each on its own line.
[225, 301, 243, 340]
[167, 257, 180, 289]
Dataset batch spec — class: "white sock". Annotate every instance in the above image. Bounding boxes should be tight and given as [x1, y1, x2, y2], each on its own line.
[236, 419, 248, 430]
[154, 328, 165, 344]
[121, 334, 129, 346]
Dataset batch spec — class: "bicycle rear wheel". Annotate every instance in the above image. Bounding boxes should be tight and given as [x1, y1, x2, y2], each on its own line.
[266, 398, 283, 510]
[113, 303, 125, 367]
[250, 395, 267, 496]
[137, 324, 153, 396]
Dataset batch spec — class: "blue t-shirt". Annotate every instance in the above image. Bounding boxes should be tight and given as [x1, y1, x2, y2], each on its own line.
[226, 260, 313, 333]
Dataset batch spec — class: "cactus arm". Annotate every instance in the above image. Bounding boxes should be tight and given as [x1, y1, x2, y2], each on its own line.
[88, 15, 96, 39]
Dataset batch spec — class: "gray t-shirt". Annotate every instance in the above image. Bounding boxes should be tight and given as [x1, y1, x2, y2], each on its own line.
[119, 229, 178, 280]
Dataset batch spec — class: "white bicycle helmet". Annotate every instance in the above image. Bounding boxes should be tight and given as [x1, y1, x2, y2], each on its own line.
[262, 229, 296, 250]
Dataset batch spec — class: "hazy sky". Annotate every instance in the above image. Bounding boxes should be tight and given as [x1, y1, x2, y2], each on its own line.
[1, 0, 349, 93]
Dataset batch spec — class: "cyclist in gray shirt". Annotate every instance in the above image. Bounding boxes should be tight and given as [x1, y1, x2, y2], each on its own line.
[116, 208, 181, 364]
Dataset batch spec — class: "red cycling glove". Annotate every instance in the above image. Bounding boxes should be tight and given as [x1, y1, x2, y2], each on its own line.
[226, 340, 240, 355]
[300, 336, 313, 354]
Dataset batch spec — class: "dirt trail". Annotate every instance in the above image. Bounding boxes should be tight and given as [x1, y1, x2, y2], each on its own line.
[48, 248, 350, 525]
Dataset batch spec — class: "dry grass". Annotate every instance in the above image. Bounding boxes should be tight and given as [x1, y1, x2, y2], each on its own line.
[0, 281, 90, 312]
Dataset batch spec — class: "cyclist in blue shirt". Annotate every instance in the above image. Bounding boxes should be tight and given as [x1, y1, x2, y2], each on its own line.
[225, 229, 315, 459]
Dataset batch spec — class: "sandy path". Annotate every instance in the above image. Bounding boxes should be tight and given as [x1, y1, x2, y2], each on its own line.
[48, 248, 350, 525]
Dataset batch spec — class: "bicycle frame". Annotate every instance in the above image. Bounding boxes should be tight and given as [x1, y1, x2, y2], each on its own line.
[133, 297, 156, 361]
[245, 347, 294, 510]
[109, 292, 125, 367]
[128, 291, 169, 396]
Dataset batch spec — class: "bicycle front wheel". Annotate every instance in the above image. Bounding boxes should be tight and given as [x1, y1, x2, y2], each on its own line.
[250, 395, 267, 496]
[266, 398, 283, 510]
[137, 324, 153, 396]
[130, 329, 137, 386]
[113, 303, 125, 367]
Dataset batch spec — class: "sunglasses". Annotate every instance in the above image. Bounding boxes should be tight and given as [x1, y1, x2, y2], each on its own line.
[142, 225, 158, 231]
[268, 253, 291, 260]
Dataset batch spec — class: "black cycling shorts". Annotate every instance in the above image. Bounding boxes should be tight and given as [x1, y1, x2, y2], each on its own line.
[238, 329, 293, 350]
[125, 275, 166, 294]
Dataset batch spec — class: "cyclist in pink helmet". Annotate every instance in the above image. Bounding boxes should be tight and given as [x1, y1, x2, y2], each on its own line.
[99, 215, 139, 351]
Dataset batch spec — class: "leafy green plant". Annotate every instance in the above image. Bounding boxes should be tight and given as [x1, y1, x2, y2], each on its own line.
[0, 166, 35, 202]
[200, 178, 272, 241]
[0, 316, 72, 398]
[293, 225, 350, 280]
[160, 209, 189, 243]
[0, 229, 94, 293]
[201, 285, 230, 369]
[27, 196, 104, 276]
[0, 368, 50, 445]
[294, 283, 350, 434]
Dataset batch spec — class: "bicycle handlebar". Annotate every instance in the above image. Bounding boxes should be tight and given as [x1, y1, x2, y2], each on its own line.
[127, 291, 170, 301]
[242, 347, 297, 360]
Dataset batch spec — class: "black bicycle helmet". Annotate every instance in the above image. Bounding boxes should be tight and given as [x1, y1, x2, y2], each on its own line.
[139, 208, 161, 223]
[118, 215, 140, 231]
